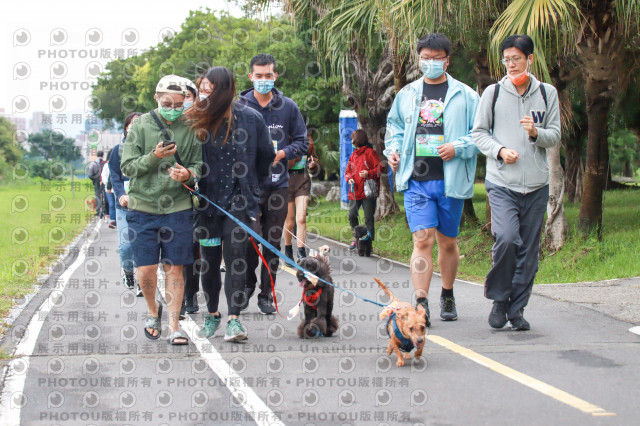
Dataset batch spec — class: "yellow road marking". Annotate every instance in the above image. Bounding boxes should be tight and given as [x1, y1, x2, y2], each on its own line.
[428, 335, 616, 417]
[283, 261, 615, 416]
[281, 264, 296, 277]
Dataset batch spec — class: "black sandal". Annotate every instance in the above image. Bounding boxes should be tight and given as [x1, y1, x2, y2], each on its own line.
[143, 302, 162, 340]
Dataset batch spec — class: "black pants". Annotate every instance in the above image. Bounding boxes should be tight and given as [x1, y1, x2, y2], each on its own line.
[244, 187, 289, 301]
[199, 214, 250, 316]
[348, 198, 377, 240]
[182, 242, 201, 308]
[93, 181, 105, 218]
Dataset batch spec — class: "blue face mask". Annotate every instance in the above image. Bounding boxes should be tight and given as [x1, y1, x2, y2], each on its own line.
[420, 60, 446, 80]
[183, 100, 194, 109]
[253, 79, 275, 95]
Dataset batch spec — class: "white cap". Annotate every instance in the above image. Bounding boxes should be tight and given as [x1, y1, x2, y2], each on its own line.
[180, 77, 197, 95]
[155, 75, 186, 95]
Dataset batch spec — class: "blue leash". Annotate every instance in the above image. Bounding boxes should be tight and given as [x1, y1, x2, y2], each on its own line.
[191, 188, 386, 308]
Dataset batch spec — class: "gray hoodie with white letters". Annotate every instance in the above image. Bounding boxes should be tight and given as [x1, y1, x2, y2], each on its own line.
[472, 74, 561, 194]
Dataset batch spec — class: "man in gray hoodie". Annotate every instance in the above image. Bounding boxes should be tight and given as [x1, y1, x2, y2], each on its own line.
[472, 34, 561, 331]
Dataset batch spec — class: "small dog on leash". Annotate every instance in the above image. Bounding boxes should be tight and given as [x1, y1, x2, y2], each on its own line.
[353, 225, 372, 257]
[375, 278, 426, 367]
[295, 246, 338, 338]
[85, 198, 96, 211]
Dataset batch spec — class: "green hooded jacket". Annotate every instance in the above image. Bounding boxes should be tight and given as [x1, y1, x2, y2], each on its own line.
[121, 109, 202, 214]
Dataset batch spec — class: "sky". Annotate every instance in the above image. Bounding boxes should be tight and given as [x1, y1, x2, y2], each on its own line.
[0, 0, 250, 138]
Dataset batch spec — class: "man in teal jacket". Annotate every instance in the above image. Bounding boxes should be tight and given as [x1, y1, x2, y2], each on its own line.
[384, 33, 479, 326]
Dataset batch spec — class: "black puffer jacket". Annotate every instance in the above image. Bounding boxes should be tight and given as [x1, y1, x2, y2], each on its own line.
[198, 102, 275, 220]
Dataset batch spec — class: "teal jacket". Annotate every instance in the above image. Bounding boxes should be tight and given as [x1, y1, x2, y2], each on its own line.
[384, 74, 480, 199]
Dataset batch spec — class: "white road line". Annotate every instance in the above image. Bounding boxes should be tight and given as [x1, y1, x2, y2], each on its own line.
[0, 221, 100, 425]
[157, 277, 285, 426]
[629, 326, 640, 336]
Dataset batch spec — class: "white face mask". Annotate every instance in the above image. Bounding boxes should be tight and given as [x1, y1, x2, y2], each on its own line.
[199, 93, 208, 101]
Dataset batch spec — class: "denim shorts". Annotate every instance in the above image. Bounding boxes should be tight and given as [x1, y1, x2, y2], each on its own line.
[403, 179, 464, 237]
[126, 209, 195, 266]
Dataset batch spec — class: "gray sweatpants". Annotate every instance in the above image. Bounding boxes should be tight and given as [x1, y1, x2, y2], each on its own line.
[484, 181, 549, 320]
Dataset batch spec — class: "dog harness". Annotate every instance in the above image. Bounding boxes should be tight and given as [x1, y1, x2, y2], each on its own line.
[303, 288, 323, 310]
[386, 312, 415, 352]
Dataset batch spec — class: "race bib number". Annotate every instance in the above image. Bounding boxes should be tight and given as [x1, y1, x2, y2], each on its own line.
[291, 155, 307, 170]
[199, 238, 221, 247]
[416, 134, 444, 157]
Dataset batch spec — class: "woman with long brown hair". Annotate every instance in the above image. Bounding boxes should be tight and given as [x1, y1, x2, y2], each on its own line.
[186, 67, 275, 341]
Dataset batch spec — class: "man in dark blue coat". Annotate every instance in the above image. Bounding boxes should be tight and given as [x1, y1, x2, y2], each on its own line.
[238, 53, 309, 314]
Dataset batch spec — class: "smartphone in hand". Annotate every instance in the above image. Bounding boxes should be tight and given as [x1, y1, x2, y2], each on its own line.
[162, 140, 176, 148]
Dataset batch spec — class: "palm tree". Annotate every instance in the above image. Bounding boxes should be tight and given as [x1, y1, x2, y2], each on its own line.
[277, 0, 406, 218]
[490, 0, 640, 237]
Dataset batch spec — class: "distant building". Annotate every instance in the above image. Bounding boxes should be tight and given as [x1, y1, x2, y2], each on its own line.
[29, 111, 53, 134]
[81, 117, 122, 161]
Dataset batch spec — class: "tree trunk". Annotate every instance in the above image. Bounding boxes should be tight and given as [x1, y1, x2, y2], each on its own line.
[459, 198, 478, 229]
[578, 76, 610, 238]
[341, 47, 400, 219]
[474, 47, 496, 231]
[563, 139, 584, 203]
[367, 116, 400, 220]
[544, 144, 568, 252]
[390, 34, 407, 94]
[577, 1, 617, 238]
[542, 64, 571, 251]
[474, 48, 494, 95]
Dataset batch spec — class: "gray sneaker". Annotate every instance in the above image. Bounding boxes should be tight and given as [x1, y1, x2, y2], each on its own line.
[224, 318, 248, 342]
[489, 301, 508, 329]
[510, 316, 530, 331]
[440, 296, 458, 321]
[416, 299, 431, 327]
[258, 299, 276, 315]
[198, 314, 221, 338]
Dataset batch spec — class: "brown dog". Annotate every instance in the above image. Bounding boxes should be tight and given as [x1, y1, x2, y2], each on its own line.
[85, 198, 96, 211]
[375, 278, 426, 367]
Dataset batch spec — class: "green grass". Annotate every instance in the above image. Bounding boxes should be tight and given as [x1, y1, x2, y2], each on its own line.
[308, 184, 640, 284]
[1, 178, 93, 324]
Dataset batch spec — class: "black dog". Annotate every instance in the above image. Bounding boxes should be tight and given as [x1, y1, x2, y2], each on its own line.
[296, 250, 338, 339]
[353, 225, 372, 257]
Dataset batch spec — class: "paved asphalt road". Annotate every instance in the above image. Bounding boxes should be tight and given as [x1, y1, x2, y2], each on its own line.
[1, 219, 639, 425]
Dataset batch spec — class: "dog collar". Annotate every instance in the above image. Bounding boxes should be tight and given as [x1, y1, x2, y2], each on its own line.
[386, 312, 415, 352]
[303, 287, 323, 310]
[359, 231, 372, 241]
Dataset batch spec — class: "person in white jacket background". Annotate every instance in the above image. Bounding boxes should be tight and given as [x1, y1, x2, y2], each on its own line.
[472, 34, 561, 331]
[101, 149, 117, 228]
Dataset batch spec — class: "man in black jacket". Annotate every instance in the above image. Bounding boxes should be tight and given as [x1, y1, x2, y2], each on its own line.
[238, 53, 309, 314]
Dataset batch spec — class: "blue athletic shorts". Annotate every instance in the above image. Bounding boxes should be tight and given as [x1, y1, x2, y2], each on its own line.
[126, 209, 195, 266]
[403, 179, 465, 237]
